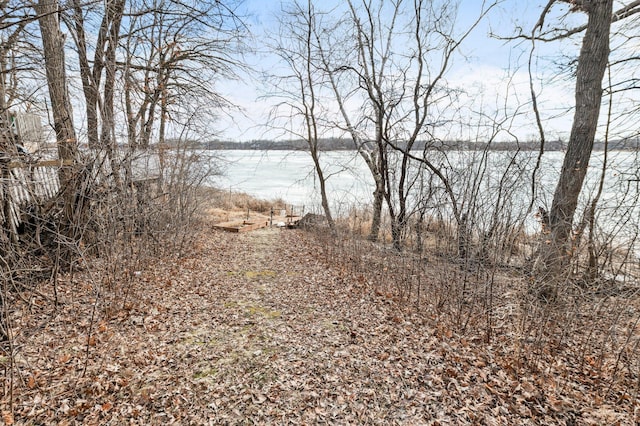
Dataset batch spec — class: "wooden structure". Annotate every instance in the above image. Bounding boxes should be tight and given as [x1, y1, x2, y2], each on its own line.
[1, 112, 56, 240]
[1, 159, 63, 239]
[213, 219, 269, 233]
[11, 112, 44, 147]
[1, 111, 45, 151]
[1, 145, 162, 241]
[284, 204, 303, 228]
[212, 204, 304, 233]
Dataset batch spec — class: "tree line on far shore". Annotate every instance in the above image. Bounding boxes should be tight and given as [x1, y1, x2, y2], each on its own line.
[191, 137, 640, 152]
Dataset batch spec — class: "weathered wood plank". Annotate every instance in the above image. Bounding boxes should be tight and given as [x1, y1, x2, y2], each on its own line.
[7, 159, 73, 169]
[213, 220, 269, 233]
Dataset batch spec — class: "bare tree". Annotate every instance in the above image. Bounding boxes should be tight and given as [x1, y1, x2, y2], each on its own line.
[269, 0, 335, 230]
[314, 0, 495, 250]
[316, 35, 385, 241]
[64, 0, 124, 157]
[0, 1, 30, 151]
[121, 0, 246, 150]
[380, 0, 496, 251]
[34, 0, 78, 223]
[545, 0, 613, 274]
[526, 0, 640, 280]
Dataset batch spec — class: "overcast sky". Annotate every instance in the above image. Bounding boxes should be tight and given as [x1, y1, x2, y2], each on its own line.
[214, 0, 586, 142]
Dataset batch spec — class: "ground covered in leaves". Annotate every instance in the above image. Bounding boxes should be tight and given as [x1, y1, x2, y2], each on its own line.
[4, 221, 639, 424]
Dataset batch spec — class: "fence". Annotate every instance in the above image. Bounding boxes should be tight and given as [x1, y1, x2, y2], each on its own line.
[0, 159, 66, 239]
[1, 149, 161, 241]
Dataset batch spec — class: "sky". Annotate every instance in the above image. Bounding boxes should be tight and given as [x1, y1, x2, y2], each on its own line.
[213, 0, 589, 142]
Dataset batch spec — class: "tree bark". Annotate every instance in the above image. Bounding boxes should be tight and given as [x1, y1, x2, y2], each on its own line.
[36, 0, 78, 223]
[98, 0, 125, 151]
[310, 149, 335, 230]
[543, 0, 613, 274]
[71, 0, 99, 148]
[369, 171, 384, 242]
[301, 0, 334, 231]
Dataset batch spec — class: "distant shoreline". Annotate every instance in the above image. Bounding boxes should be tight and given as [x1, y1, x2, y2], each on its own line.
[171, 138, 640, 152]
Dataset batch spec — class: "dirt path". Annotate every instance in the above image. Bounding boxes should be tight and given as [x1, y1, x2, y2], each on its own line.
[139, 227, 449, 424]
[9, 225, 633, 425]
[92, 226, 511, 425]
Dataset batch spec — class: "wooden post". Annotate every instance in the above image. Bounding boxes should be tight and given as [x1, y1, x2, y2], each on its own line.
[1, 160, 18, 244]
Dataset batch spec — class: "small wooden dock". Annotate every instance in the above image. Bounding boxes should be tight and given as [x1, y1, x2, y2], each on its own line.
[212, 205, 305, 233]
[213, 219, 270, 233]
[284, 215, 302, 228]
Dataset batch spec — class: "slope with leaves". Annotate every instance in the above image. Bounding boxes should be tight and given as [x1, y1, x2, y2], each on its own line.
[3, 221, 638, 424]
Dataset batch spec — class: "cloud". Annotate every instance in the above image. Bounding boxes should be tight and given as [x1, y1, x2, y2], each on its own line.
[446, 63, 575, 141]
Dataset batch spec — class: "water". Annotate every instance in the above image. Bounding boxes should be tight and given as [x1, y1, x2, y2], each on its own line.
[209, 149, 640, 247]
[211, 150, 374, 214]
[210, 150, 640, 213]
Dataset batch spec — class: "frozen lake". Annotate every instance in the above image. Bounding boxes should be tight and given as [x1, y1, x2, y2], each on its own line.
[210, 150, 375, 215]
[208, 148, 640, 258]
[210, 149, 640, 216]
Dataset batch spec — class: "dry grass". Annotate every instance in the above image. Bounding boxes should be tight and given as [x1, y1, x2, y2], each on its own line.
[197, 187, 288, 213]
[308, 215, 640, 420]
[196, 187, 291, 223]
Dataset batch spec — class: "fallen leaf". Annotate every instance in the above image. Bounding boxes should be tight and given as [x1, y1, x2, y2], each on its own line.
[2, 411, 14, 425]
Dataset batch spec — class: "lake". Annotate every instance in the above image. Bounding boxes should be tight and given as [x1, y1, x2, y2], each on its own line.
[211, 150, 375, 215]
[212, 149, 635, 205]
[208, 149, 639, 245]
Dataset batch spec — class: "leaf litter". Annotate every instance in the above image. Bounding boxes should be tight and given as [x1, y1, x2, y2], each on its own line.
[3, 222, 639, 424]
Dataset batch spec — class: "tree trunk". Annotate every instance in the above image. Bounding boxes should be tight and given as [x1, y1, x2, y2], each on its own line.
[543, 0, 613, 274]
[99, 0, 125, 188]
[310, 150, 335, 231]
[368, 170, 385, 242]
[98, 0, 125, 150]
[36, 0, 78, 223]
[71, 0, 99, 148]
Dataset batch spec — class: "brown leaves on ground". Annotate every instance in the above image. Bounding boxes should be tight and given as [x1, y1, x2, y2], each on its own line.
[3, 224, 639, 424]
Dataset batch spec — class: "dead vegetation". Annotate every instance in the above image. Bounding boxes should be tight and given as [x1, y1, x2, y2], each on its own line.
[1, 143, 639, 425]
[199, 188, 288, 218]
[1, 184, 639, 424]
[314, 214, 640, 422]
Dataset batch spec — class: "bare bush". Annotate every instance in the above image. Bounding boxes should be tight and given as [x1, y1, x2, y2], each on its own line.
[0, 138, 216, 408]
[306, 140, 640, 403]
